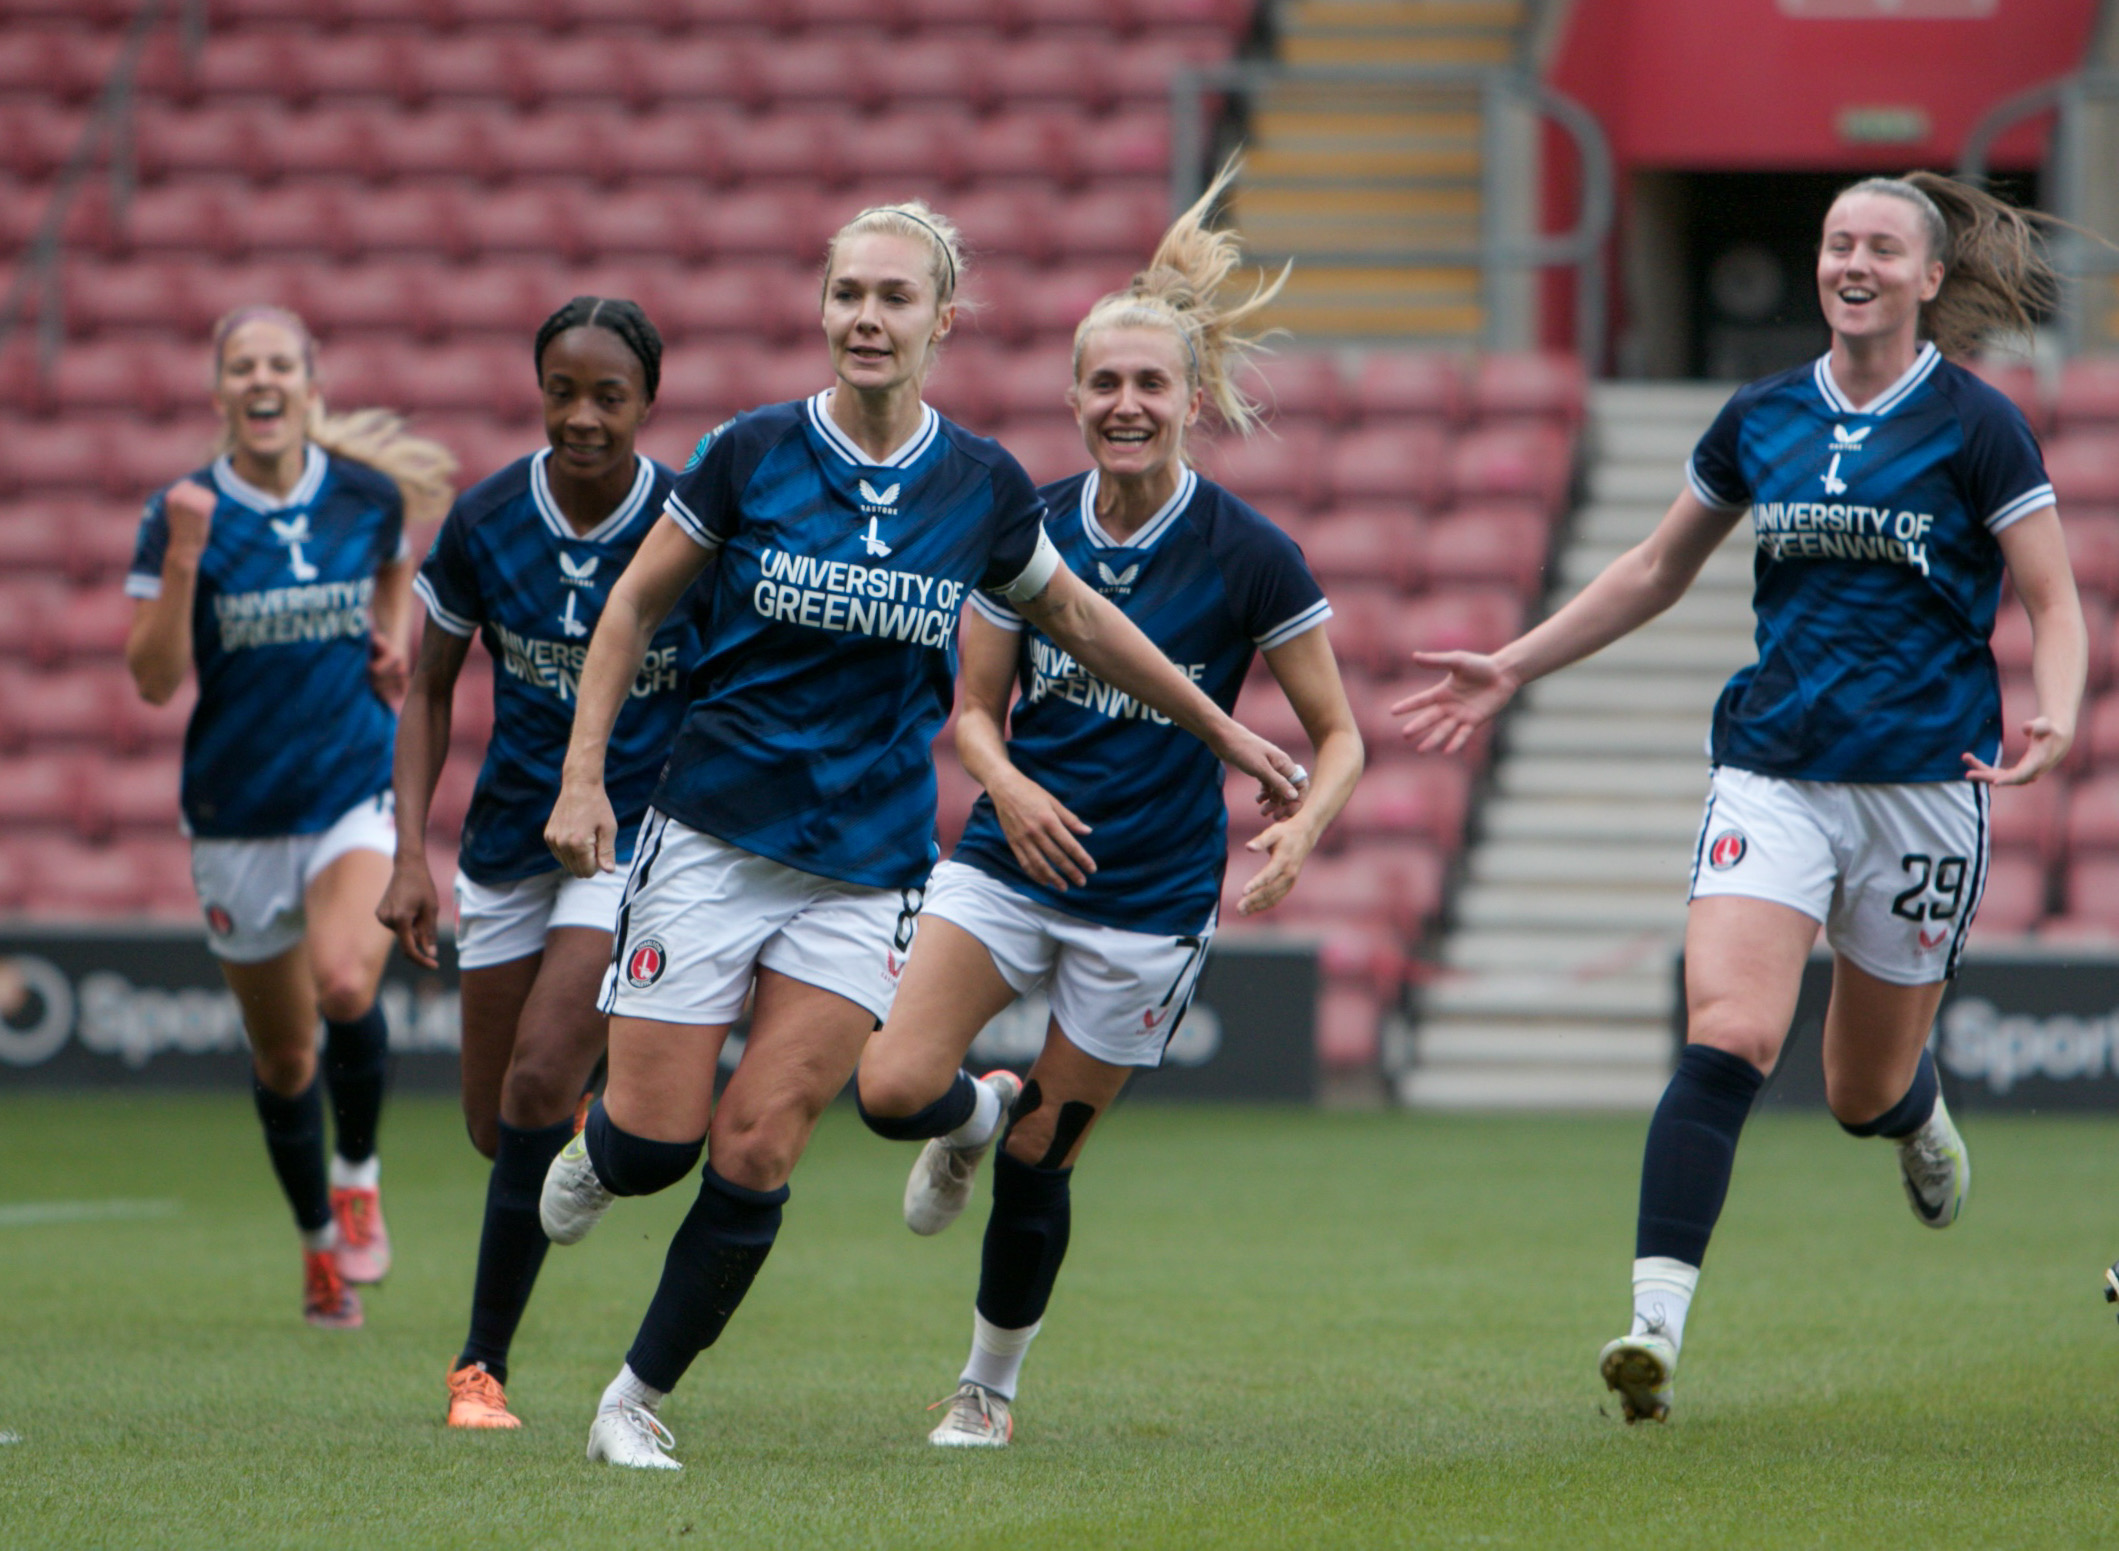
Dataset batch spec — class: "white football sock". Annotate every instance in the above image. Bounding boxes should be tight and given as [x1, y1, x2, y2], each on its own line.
[959, 1311, 1040, 1400]
[300, 1222, 339, 1253]
[599, 1363, 667, 1416]
[329, 1154, 380, 1190]
[1631, 1256, 1700, 1352]
[944, 1074, 1004, 1150]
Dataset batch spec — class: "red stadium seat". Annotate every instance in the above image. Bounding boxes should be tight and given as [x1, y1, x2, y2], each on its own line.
[108, 673, 196, 755]
[699, 188, 829, 261]
[1234, 354, 1342, 430]
[0, 664, 127, 752]
[34, 586, 138, 667]
[1232, 680, 1311, 760]
[179, 261, 310, 338]
[2065, 512, 2119, 599]
[1469, 351, 1586, 426]
[933, 755, 982, 850]
[1073, 109, 1171, 184]
[579, 188, 706, 263]
[1971, 359, 2045, 434]
[1424, 505, 1552, 595]
[1004, 420, 1091, 486]
[297, 264, 425, 341]
[0, 754, 85, 830]
[871, 38, 1001, 113]
[366, 107, 504, 184]
[132, 105, 260, 184]
[607, 108, 732, 185]
[836, 108, 972, 188]
[521, 36, 661, 113]
[1381, 590, 1523, 671]
[0, 30, 118, 105]
[1300, 510, 1424, 592]
[982, 346, 1076, 424]
[6, 423, 110, 495]
[20, 837, 155, 919]
[2043, 435, 2119, 510]
[1049, 188, 1166, 260]
[719, 111, 849, 187]
[656, 266, 796, 345]
[1968, 847, 2046, 939]
[460, 185, 585, 262]
[1200, 425, 1328, 512]
[0, 514, 73, 577]
[655, 343, 748, 419]
[1316, 585, 1394, 675]
[411, 262, 567, 343]
[229, 185, 362, 262]
[399, 341, 528, 418]
[407, 35, 540, 111]
[2065, 854, 2119, 926]
[60, 260, 187, 338]
[1449, 425, 1573, 511]
[102, 418, 221, 505]
[1349, 352, 1462, 426]
[121, 182, 240, 260]
[950, 108, 1079, 188]
[1992, 593, 2109, 689]
[632, 38, 770, 113]
[969, 261, 1128, 347]
[2054, 358, 2119, 436]
[422, 415, 526, 486]
[0, 104, 85, 182]
[80, 756, 183, 842]
[1314, 983, 1383, 1069]
[945, 188, 1053, 264]
[1324, 424, 1449, 510]
[1987, 772, 2066, 865]
[2066, 773, 2119, 850]
[1271, 844, 1443, 935]
[1335, 762, 1471, 850]
[428, 760, 481, 840]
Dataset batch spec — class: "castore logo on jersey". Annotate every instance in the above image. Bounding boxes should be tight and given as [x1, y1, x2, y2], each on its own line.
[557, 552, 600, 588]
[269, 516, 320, 581]
[857, 479, 899, 558]
[1095, 561, 1140, 594]
[1820, 423, 1871, 496]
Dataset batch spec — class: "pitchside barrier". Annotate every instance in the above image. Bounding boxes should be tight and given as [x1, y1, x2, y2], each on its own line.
[0, 927, 1318, 1103]
[1674, 949, 2119, 1112]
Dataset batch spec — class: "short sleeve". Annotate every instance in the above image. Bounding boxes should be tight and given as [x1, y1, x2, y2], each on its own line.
[978, 455, 1059, 602]
[664, 420, 742, 551]
[378, 482, 407, 566]
[966, 590, 1026, 632]
[1962, 394, 2056, 534]
[1219, 519, 1333, 651]
[1687, 394, 1752, 512]
[412, 506, 482, 638]
[126, 491, 171, 599]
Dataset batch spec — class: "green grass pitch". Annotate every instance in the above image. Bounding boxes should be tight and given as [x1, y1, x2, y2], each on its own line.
[2, 1093, 2117, 1549]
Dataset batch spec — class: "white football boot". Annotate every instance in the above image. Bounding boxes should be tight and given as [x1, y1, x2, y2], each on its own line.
[904, 1070, 1024, 1237]
[1599, 1332, 1678, 1425]
[1896, 1094, 1969, 1229]
[928, 1381, 1013, 1448]
[586, 1402, 681, 1470]
[540, 1131, 615, 1246]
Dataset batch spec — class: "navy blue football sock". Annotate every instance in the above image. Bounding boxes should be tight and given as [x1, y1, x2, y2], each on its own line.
[624, 1166, 788, 1393]
[1635, 1043, 1765, 1266]
[856, 1069, 977, 1141]
[322, 1005, 390, 1165]
[1840, 1047, 1940, 1139]
[583, 1101, 702, 1197]
[458, 1118, 574, 1384]
[976, 1151, 1073, 1330]
[252, 1073, 333, 1234]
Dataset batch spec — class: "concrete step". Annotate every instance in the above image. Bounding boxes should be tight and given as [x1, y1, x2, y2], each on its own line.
[1454, 883, 1690, 932]
[1441, 927, 1681, 974]
[1480, 796, 1704, 843]
[1414, 1020, 1672, 1065]
[1589, 463, 1701, 505]
[1590, 419, 1717, 466]
[1397, 1063, 1669, 1110]
[1285, 0, 1529, 29]
[1470, 840, 1697, 887]
[1538, 588, 1756, 631]
[1496, 756, 1710, 800]
[1592, 383, 1738, 421]
[1504, 713, 1717, 758]
[1559, 545, 1754, 589]
[1420, 972, 1669, 1020]
[1282, 34, 1517, 66]
[1521, 673, 1731, 714]
[1562, 629, 1755, 673]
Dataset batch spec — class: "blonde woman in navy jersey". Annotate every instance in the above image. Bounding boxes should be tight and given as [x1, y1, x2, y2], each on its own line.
[854, 162, 1365, 1448]
[531, 199, 1301, 1469]
[125, 307, 454, 1328]
[1398, 173, 2085, 1422]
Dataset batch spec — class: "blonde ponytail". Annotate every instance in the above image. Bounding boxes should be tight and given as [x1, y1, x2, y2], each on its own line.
[1071, 154, 1291, 438]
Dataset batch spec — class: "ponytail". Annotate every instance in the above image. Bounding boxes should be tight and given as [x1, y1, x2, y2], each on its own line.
[1836, 172, 2062, 359]
[1071, 154, 1291, 439]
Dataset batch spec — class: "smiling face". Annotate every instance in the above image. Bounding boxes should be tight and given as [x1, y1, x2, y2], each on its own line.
[1818, 189, 1944, 348]
[539, 324, 650, 482]
[822, 232, 953, 395]
[1071, 324, 1202, 482]
[213, 317, 316, 465]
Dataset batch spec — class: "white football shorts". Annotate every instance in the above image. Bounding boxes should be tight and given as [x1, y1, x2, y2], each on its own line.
[454, 865, 629, 971]
[922, 859, 1216, 1069]
[1688, 765, 1990, 985]
[598, 811, 920, 1026]
[190, 792, 398, 964]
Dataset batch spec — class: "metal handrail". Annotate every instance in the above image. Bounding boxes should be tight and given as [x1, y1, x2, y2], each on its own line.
[1960, 69, 2119, 352]
[1168, 61, 1615, 366]
[0, 0, 204, 371]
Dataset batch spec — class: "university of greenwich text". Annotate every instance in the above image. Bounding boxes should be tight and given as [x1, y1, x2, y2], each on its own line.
[213, 579, 373, 650]
[1751, 502, 1936, 576]
[492, 621, 683, 703]
[750, 547, 968, 648]
[1027, 637, 1205, 726]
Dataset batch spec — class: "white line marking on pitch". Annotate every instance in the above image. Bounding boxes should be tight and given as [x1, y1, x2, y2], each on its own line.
[0, 1199, 182, 1228]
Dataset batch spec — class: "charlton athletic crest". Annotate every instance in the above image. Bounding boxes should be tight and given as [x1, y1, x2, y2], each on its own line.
[206, 905, 234, 936]
[625, 938, 669, 989]
[1708, 830, 1747, 871]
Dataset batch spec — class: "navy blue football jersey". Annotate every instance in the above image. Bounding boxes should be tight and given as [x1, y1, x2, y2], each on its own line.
[415, 450, 701, 884]
[1687, 344, 2055, 782]
[655, 392, 1059, 889]
[128, 446, 406, 837]
[952, 466, 1331, 934]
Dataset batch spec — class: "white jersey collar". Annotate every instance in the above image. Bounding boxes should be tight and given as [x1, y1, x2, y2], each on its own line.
[806, 390, 940, 470]
[1079, 465, 1197, 551]
[532, 448, 655, 545]
[211, 442, 327, 513]
[1814, 341, 1939, 418]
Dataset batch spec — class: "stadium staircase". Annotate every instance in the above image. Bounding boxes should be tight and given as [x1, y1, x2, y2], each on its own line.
[1237, 0, 1528, 345]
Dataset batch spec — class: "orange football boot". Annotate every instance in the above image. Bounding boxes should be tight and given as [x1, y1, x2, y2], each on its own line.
[446, 1362, 522, 1430]
[330, 1184, 392, 1284]
[302, 1247, 364, 1329]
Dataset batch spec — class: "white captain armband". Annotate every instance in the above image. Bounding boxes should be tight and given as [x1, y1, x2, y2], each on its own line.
[993, 526, 1062, 605]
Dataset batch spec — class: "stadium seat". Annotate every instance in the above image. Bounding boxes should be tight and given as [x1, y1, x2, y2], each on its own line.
[968, 261, 1128, 348]
[1231, 680, 1311, 760]
[0, 513, 76, 577]
[1325, 424, 1448, 511]
[1448, 425, 1573, 512]
[720, 110, 849, 187]
[412, 262, 567, 342]
[949, 108, 1075, 188]
[2086, 689, 2119, 770]
[364, 107, 502, 184]
[1073, 109, 1171, 185]
[1004, 421, 1092, 486]
[870, 38, 1001, 113]
[656, 266, 792, 345]
[20, 836, 161, 919]
[298, 263, 425, 341]
[1968, 847, 2046, 938]
[1300, 509, 1424, 592]
[0, 29, 118, 106]
[1349, 352, 1462, 426]
[1272, 844, 1443, 935]
[1988, 773, 2066, 866]
[654, 342, 745, 419]
[79, 756, 182, 842]
[1049, 188, 1167, 260]
[1992, 594, 2109, 689]
[982, 346, 1076, 424]
[132, 105, 260, 184]
[2054, 357, 2119, 436]
[1309, 917, 1411, 998]
[2064, 512, 2119, 599]
[2065, 773, 2119, 850]
[1424, 506, 1551, 594]
[459, 185, 585, 262]
[108, 675, 196, 756]
[0, 664, 129, 753]
[1335, 762, 1472, 850]
[1381, 590, 1523, 670]
[2043, 435, 2119, 510]
[35, 587, 140, 667]
[1200, 425, 1327, 512]
[1238, 352, 1341, 429]
[699, 188, 829, 260]
[60, 260, 188, 339]
[6, 423, 109, 495]
[1971, 359, 2045, 433]
[428, 760, 480, 840]
[632, 37, 772, 112]
[1313, 982, 1384, 1069]
[0, 103, 84, 182]
[578, 188, 705, 262]
[933, 755, 982, 850]
[0, 754, 86, 831]
[1469, 351, 1586, 426]
[605, 107, 731, 185]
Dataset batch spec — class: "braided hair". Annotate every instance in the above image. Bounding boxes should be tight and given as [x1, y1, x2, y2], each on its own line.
[534, 296, 664, 402]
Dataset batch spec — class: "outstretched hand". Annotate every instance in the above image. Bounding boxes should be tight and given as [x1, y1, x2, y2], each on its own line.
[1390, 650, 1521, 755]
[1963, 717, 2072, 787]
